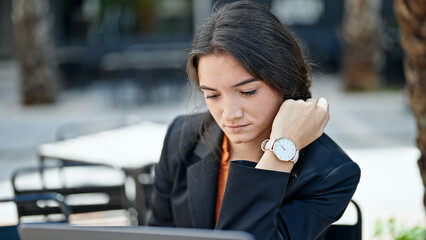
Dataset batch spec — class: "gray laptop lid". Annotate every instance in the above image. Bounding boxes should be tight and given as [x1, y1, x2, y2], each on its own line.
[18, 224, 254, 240]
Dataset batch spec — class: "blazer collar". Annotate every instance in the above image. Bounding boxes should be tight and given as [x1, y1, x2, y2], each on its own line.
[187, 120, 223, 229]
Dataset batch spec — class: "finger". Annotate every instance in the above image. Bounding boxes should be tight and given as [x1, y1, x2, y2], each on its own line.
[318, 97, 330, 131]
[317, 97, 329, 112]
[306, 98, 316, 103]
[320, 112, 330, 130]
[280, 99, 294, 109]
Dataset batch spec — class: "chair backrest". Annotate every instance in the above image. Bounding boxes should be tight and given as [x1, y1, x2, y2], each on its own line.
[137, 163, 156, 224]
[11, 165, 128, 222]
[0, 192, 71, 228]
[323, 200, 362, 240]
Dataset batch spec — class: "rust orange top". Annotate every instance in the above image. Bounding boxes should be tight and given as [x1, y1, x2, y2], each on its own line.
[215, 135, 230, 223]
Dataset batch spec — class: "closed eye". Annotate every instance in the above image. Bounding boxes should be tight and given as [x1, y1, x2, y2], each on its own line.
[241, 89, 257, 96]
[206, 94, 220, 100]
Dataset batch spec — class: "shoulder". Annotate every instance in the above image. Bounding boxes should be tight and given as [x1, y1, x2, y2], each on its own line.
[318, 134, 359, 170]
[169, 112, 209, 129]
[317, 134, 360, 182]
[292, 134, 360, 191]
[165, 112, 211, 143]
[304, 134, 358, 169]
[162, 112, 214, 159]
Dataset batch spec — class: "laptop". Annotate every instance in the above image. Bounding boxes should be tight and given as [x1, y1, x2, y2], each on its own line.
[18, 223, 254, 240]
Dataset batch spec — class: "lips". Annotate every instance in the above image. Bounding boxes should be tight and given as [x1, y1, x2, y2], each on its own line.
[226, 124, 250, 132]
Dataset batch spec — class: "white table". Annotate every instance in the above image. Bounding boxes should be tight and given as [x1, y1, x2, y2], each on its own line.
[37, 122, 168, 225]
[38, 122, 168, 169]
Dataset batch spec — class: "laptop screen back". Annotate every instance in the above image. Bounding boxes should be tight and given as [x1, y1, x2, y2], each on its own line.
[18, 224, 254, 240]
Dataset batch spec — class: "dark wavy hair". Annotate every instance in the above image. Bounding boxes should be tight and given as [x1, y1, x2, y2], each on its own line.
[187, 0, 312, 101]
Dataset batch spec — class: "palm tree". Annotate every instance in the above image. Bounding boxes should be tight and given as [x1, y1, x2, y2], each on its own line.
[395, 0, 426, 208]
[342, 0, 382, 90]
[12, 0, 60, 105]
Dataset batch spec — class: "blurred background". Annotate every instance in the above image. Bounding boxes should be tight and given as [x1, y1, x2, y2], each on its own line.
[0, 0, 424, 239]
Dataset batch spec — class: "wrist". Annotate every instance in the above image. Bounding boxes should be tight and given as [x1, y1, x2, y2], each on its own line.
[256, 150, 294, 172]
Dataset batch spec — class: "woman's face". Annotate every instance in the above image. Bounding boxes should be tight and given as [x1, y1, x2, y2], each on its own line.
[198, 54, 283, 145]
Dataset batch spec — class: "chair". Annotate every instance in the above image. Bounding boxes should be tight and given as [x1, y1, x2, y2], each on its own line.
[137, 163, 156, 225]
[0, 192, 72, 223]
[31, 116, 154, 225]
[20, 116, 141, 224]
[11, 165, 129, 224]
[0, 192, 71, 240]
[322, 200, 362, 240]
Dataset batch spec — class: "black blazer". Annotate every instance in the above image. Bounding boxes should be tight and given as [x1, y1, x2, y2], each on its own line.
[148, 113, 361, 240]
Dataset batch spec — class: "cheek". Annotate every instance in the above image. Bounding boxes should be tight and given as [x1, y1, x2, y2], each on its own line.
[250, 101, 278, 117]
[249, 93, 282, 119]
[205, 102, 222, 119]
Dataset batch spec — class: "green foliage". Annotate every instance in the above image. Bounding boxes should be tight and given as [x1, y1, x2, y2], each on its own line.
[373, 218, 426, 240]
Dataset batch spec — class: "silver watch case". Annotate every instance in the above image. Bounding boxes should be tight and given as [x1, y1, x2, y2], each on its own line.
[261, 138, 299, 163]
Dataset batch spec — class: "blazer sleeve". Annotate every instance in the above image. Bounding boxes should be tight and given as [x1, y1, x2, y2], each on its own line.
[148, 117, 180, 227]
[215, 160, 360, 240]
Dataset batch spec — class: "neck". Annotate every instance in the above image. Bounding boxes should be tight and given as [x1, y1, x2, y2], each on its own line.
[228, 135, 268, 163]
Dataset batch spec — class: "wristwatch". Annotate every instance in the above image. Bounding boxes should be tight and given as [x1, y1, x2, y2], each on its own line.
[261, 138, 299, 163]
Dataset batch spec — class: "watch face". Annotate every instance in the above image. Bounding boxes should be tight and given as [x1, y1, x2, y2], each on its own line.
[274, 138, 296, 161]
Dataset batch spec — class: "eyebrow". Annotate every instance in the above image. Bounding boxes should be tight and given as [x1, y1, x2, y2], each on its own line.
[199, 78, 258, 91]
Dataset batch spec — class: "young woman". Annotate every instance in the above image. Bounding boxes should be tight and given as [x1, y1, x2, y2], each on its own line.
[148, 1, 360, 239]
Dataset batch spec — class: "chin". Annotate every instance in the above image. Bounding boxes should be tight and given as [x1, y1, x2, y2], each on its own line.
[226, 133, 255, 144]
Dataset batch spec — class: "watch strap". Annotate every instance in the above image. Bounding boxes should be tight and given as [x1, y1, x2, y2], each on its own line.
[261, 138, 278, 151]
[292, 149, 300, 164]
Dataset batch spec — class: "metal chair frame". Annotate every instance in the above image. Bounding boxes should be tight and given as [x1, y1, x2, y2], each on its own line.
[11, 165, 128, 222]
[322, 200, 362, 240]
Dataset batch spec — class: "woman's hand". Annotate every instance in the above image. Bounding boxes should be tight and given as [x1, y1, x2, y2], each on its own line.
[270, 98, 330, 150]
[256, 98, 329, 172]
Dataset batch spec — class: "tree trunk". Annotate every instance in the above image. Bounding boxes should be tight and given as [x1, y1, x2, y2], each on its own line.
[342, 0, 382, 91]
[12, 0, 60, 105]
[395, 0, 426, 208]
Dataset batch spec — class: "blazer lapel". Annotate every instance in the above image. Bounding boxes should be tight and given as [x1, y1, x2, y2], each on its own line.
[187, 122, 223, 229]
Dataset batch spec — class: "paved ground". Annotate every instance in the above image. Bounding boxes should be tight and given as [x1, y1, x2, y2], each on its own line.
[0, 59, 424, 239]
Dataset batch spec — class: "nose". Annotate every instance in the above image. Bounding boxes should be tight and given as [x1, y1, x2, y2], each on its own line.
[222, 96, 243, 121]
